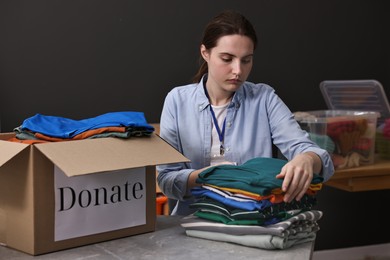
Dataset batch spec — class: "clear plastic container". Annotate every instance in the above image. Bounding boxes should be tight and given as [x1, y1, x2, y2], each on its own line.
[296, 110, 379, 170]
[320, 80, 390, 126]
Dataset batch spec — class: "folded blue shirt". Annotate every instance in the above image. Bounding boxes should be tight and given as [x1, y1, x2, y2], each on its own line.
[20, 111, 154, 138]
[191, 187, 273, 211]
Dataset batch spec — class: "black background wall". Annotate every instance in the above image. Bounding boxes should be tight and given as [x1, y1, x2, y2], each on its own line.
[0, 0, 389, 251]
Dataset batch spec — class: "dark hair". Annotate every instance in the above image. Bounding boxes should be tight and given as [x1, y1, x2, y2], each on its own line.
[192, 10, 258, 83]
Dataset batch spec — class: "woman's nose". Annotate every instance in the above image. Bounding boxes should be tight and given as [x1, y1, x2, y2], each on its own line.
[232, 61, 242, 75]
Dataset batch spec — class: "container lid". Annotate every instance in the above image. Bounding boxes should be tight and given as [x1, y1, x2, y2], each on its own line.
[320, 80, 390, 125]
[295, 110, 380, 123]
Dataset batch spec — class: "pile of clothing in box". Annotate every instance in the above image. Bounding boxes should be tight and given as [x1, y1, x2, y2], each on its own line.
[9, 111, 154, 144]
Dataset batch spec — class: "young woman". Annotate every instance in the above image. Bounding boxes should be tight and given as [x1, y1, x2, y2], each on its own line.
[157, 10, 334, 215]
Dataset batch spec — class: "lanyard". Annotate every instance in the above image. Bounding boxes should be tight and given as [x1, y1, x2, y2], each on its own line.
[204, 86, 227, 156]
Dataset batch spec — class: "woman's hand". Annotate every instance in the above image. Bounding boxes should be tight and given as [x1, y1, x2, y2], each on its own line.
[275, 152, 321, 203]
[187, 161, 237, 193]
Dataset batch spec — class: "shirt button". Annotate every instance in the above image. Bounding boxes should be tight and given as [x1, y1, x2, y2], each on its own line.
[227, 122, 232, 127]
[225, 148, 230, 152]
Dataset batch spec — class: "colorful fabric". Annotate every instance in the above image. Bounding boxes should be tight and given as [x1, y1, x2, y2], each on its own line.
[181, 210, 322, 237]
[20, 111, 154, 138]
[196, 157, 323, 195]
[185, 229, 317, 250]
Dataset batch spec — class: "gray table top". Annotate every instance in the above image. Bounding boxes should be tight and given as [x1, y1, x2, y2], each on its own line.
[0, 216, 314, 260]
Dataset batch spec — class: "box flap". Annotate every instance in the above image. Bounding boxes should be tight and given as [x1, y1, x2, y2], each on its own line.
[0, 139, 29, 167]
[34, 134, 189, 177]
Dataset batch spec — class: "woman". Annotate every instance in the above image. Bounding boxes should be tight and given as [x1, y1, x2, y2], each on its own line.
[157, 10, 334, 216]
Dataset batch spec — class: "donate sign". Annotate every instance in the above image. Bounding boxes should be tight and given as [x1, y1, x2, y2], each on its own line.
[54, 166, 146, 241]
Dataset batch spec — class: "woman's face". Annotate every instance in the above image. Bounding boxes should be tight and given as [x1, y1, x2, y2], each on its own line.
[201, 34, 254, 93]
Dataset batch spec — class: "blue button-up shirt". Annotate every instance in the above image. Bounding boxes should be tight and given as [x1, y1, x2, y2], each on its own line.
[157, 75, 334, 215]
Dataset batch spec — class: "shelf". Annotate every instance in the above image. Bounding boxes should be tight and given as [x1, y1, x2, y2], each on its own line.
[325, 157, 390, 192]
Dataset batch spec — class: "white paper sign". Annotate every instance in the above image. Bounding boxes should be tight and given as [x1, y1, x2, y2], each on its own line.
[54, 166, 146, 241]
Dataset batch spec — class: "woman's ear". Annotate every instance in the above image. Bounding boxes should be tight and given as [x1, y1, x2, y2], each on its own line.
[200, 44, 209, 62]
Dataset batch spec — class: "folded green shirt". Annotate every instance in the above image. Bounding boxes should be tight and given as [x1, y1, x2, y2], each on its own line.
[196, 157, 323, 195]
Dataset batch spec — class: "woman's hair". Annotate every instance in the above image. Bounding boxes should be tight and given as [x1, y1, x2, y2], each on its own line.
[192, 10, 258, 83]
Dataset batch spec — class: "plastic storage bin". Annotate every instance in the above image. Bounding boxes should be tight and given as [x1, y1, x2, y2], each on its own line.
[320, 80, 390, 126]
[296, 110, 379, 170]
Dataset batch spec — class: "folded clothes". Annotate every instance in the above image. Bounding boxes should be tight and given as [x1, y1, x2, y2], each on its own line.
[182, 210, 322, 249]
[181, 210, 322, 237]
[196, 157, 323, 195]
[19, 111, 154, 139]
[189, 195, 316, 221]
[185, 229, 317, 250]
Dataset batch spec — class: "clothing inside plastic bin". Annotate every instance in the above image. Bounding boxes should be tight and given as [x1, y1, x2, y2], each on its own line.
[294, 110, 379, 170]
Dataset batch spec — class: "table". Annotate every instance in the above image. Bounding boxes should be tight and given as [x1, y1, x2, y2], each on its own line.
[325, 158, 390, 192]
[0, 216, 314, 260]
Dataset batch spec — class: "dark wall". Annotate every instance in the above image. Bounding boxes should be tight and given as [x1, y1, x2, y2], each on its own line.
[313, 186, 390, 250]
[0, 0, 389, 251]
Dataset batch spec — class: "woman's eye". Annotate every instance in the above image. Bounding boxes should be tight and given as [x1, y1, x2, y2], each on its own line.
[221, 57, 232, 62]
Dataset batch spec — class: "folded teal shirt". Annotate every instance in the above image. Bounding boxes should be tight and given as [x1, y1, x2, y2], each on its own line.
[196, 157, 324, 195]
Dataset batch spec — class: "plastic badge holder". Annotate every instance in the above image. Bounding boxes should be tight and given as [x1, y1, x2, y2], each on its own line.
[320, 80, 390, 126]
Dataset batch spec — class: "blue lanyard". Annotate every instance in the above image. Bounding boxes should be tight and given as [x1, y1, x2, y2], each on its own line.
[204, 86, 226, 155]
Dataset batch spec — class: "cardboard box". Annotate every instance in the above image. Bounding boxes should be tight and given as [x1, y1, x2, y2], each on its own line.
[0, 133, 188, 255]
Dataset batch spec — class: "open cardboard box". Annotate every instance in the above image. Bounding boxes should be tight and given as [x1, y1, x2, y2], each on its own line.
[0, 133, 188, 255]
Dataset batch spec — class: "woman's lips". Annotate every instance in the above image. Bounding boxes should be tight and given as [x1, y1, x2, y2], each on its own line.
[227, 79, 241, 84]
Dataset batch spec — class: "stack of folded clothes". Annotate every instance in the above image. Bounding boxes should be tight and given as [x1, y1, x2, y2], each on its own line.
[9, 111, 154, 144]
[181, 157, 324, 250]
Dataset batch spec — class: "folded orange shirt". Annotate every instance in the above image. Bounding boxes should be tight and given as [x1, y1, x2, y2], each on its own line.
[35, 126, 127, 141]
[8, 126, 127, 144]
